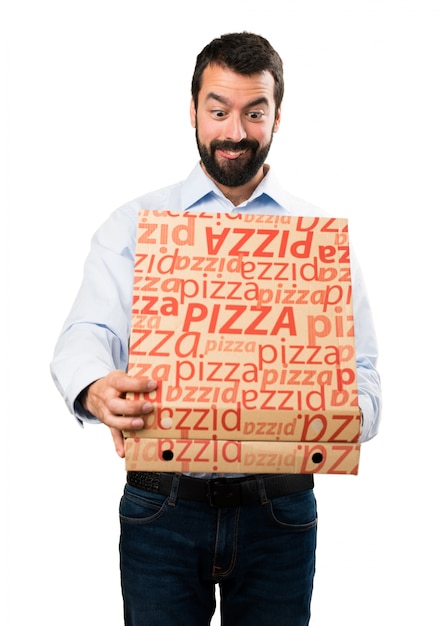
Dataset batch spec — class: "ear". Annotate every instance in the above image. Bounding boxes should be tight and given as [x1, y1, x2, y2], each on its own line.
[273, 106, 281, 133]
[190, 98, 196, 128]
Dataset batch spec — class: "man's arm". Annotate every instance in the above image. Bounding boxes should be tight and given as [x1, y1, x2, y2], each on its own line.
[350, 248, 382, 442]
[50, 204, 148, 454]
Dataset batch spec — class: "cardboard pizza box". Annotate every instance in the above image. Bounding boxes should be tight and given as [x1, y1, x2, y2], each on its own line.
[125, 210, 361, 473]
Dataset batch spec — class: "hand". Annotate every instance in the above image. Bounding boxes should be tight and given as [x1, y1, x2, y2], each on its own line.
[81, 370, 158, 458]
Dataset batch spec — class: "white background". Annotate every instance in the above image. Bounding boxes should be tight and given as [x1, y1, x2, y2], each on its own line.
[4, 1, 439, 624]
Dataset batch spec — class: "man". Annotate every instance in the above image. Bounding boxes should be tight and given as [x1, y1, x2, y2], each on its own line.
[51, 32, 381, 625]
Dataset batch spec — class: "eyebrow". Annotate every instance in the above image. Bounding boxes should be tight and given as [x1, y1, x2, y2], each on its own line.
[205, 92, 270, 108]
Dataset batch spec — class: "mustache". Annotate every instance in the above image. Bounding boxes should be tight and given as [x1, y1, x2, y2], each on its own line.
[211, 139, 259, 152]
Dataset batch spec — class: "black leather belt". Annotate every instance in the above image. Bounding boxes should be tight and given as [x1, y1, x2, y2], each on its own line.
[126, 471, 313, 507]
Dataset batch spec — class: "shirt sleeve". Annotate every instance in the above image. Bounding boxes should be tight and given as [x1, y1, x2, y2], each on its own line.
[50, 205, 138, 425]
[349, 247, 382, 442]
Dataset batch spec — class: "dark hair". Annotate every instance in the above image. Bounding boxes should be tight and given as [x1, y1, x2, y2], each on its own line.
[191, 32, 284, 113]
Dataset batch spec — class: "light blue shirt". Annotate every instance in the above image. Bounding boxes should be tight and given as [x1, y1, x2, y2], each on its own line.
[51, 163, 381, 449]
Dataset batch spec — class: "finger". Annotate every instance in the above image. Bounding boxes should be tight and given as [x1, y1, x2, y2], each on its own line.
[110, 427, 126, 458]
[100, 411, 147, 433]
[112, 372, 158, 395]
[108, 396, 155, 418]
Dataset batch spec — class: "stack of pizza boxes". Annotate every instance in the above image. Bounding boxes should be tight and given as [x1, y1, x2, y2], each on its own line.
[124, 210, 361, 475]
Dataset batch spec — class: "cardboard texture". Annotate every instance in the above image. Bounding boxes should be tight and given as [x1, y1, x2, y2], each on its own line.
[125, 210, 361, 475]
[125, 438, 361, 475]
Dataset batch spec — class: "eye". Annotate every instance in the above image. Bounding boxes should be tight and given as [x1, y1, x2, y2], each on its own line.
[211, 109, 227, 119]
[246, 110, 265, 120]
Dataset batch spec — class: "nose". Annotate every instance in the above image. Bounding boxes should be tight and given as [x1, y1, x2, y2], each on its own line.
[224, 113, 247, 142]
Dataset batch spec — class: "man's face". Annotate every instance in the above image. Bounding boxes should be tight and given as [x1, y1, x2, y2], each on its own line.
[190, 64, 281, 190]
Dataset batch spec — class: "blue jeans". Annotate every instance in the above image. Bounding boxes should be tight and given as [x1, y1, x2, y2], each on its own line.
[119, 476, 317, 625]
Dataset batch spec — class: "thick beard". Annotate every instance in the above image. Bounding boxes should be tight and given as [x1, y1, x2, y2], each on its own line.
[196, 130, 273, 188]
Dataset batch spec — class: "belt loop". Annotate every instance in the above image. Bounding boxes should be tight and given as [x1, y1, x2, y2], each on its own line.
[256, 476, 269, 505]
[168, 473, 180, 506]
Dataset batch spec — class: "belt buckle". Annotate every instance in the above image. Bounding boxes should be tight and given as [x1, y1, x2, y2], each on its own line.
[206, 478, 236, 507]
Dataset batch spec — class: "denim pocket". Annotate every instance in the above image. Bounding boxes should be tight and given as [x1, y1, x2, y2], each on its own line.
[266, 489, 318, 530]
[119, 485, 169, 525]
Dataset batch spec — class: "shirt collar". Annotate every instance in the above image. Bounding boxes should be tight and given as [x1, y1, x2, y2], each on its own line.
[181, 162, 287, 211]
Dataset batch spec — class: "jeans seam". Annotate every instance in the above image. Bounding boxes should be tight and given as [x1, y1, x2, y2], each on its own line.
[212, 507, 240, 578]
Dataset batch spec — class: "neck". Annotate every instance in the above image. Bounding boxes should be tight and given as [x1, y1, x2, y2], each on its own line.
[221, 188, 256, 207]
